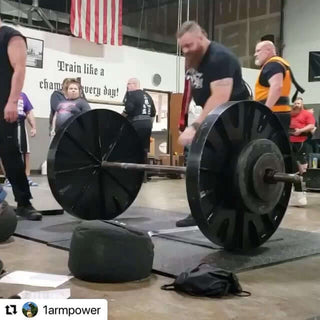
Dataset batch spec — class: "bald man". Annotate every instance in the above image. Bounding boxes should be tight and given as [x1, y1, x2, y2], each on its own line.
[254, 40, 299, 131]
[254, 41, 307, 205]
[122, 78, 156, 167]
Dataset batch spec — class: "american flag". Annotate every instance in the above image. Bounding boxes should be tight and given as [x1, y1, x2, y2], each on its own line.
[70, 0, 123, 45]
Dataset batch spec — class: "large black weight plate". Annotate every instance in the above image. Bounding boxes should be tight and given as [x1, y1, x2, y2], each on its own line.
[186, 101, 292, 251]
[48, 109, 145, 220]
[237, 139, 285, 214]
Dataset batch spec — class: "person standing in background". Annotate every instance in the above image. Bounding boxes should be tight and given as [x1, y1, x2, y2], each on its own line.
[4, 92, 38, 187]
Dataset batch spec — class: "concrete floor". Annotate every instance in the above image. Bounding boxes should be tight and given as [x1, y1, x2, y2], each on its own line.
[1, 176, 320, 320]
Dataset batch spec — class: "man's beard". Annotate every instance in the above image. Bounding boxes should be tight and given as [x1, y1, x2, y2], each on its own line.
[185, 50, 203, 69]
[292, 107, 301, 114]
[255, 58, 261, 67]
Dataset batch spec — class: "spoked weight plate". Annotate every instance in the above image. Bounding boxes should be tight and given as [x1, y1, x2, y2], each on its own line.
[47, 109, 145, 220]
[186, 101, 292, 251]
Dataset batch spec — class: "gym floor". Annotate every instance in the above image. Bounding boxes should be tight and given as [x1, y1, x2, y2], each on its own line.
[1, 176, 320, 320]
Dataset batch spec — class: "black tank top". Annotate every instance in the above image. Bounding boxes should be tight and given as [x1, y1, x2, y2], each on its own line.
[0, 26, 26, 109]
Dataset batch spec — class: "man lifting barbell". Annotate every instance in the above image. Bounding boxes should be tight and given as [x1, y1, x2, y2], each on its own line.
[0, 18, 41, 220]
[175, 21, 251, 227]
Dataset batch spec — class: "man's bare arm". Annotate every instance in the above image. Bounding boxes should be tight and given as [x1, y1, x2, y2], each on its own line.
[7, 36, 27, 104]
[194, 78, 233, 125]
[297, 124, 315, 133]
[265, 73, 283, 109]
[4, 36, 27, 122]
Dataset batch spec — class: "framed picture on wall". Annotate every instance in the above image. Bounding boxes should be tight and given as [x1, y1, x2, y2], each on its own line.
[26, 37, 44, 69]
[309, 51, 320, 82]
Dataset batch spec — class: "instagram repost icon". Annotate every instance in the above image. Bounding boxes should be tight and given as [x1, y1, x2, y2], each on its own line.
[22, 302, 38, 318]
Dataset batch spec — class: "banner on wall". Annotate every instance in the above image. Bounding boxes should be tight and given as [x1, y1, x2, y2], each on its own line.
[309, 52, 320, 82]
[37, 58, 124, 101]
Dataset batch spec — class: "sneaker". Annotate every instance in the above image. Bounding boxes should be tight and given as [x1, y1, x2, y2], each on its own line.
[289, 191, 307, 207]
[16, 205, 42, 221]
[28, 178, 38, 186]
[4, 179, 11, 187]
[176, 214, 197, 227]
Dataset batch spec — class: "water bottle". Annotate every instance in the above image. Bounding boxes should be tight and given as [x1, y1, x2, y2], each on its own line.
[41, 160, 47, 175]
[312, 157, 318, 169]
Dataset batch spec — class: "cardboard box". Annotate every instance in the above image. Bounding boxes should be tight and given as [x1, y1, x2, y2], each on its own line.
[159, 154, 171, 166]
[159, 154, 184, 166]
[173, 155, 184, 166]
[149, 137, 155, 156]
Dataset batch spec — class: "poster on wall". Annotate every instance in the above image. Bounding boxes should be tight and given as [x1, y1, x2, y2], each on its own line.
[26, 37, 44, 69]
[309, 51, 320, 82]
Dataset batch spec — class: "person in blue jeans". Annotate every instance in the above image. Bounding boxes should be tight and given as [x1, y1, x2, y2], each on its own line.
[0, 185, 6, 203]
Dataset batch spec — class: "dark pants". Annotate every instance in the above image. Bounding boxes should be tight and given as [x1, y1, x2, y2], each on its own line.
[275, 111, 291, 136]
[131, 119, 152, 163]
[291, 142, 308, 167]
[274, 112, 305, 191]
[0, 119, 32, 206]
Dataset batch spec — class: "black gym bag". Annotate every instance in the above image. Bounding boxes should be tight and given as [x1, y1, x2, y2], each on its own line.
[161, 263, 251, 298]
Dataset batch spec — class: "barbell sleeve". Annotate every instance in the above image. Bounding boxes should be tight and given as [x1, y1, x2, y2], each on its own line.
[265, 171, 302, 184]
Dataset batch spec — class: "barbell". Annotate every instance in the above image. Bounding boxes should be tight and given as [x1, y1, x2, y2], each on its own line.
[47, 100, 301, 251]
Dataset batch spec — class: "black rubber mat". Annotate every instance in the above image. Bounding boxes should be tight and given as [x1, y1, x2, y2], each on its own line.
[15, 208, 320, 277]
[150, 228, 320, 277]
[14, 207, 184, 243]
[47, 226, 320, 278]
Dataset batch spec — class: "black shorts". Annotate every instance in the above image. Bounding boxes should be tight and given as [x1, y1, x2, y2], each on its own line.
[291, 142, 308, 166]
[17, 120, 30, 154]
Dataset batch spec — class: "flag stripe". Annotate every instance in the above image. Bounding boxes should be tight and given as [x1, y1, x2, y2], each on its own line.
[111, 0, 115, 45]
[90, 0, 95, 41]
[70, 0, 76, 34]
[80, 0, 86, 39]
[70, 0, 122, 45]
[114, 1, 119, 46]
[118, 0, 122, 45]
[98, 0, 104, 43]
[103, 0, 108, 43]
[78, 0, 83, 37]
[94, 0, 99, 43]
[107, 0, 112, 44]
[85, 0, 91, 41]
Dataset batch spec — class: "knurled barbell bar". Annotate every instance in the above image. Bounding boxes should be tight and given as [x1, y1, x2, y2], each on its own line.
[47, 100, 300, 251]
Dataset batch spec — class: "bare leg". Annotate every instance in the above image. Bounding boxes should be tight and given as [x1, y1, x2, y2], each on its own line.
[24, 153, 31, 177]
[0, 158, 6, 176]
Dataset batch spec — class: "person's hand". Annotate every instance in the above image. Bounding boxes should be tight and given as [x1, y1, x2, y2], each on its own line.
[293, 128, 302, 136]
[30, 128, 36, 137]
[178, 126, 196, 146]
[4, 101, 18, 123]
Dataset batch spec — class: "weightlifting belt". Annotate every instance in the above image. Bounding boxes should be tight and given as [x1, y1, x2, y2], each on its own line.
[130, 115, 151, 121]
[258, 96, 290, 106]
